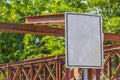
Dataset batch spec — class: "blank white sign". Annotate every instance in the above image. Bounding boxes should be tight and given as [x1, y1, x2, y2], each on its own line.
[65, 13, 103, 68]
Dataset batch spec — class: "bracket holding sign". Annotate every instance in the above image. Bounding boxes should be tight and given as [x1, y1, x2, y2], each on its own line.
[65, 13, 103, 68]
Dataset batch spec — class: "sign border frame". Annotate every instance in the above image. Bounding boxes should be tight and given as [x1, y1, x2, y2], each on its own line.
[65, 12, 103, 68]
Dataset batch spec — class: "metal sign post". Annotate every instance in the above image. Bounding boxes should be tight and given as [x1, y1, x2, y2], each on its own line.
[84, 69, 88, 80]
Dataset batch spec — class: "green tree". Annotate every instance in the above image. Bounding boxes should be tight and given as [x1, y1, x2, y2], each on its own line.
[0, 0, 119, 63]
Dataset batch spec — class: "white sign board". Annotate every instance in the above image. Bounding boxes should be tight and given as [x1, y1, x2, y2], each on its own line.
[65, 13, 103, 68]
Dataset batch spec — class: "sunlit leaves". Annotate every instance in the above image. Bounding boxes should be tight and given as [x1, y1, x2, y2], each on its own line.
[0, 0, 119, 63]
[41, 36, 65, 56]
[104, 17, 120, 33]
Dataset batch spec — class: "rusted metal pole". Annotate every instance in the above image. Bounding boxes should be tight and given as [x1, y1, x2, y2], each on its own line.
[44, 67, 47, 80]
[88, 69, 92, 80]
[30, 64, 34, 80]
[65, 68, 70, 80]
[115, 55, 119, 79]
[83, 69, 88, 80]
[96, 69, 100, 80]
[7, 64, 12, 80]
[108, 58, 112, 79]
[59, 59, 62, 80]
[56, 56, 59, 80]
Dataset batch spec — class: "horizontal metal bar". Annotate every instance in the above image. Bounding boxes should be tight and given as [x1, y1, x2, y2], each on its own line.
[0, 22, 120, 41]
[104, 44, 120, 53]
[0, 22, 64, 36]
[0, 54, 65, 68]
[25, 14, 120, 41]
[26, 14, 64, 25]
[104, 33, 120, 42]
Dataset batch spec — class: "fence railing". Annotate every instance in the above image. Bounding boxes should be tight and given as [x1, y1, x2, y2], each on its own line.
[0, 44, 119, 80]
[103, 44, 120, 80]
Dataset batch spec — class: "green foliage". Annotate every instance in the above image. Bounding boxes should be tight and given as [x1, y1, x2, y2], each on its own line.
[0, 33, 24, 63]
[0, 0, 119, 64]
[21, 34, 43, 59]
[40, 36, 65, 56]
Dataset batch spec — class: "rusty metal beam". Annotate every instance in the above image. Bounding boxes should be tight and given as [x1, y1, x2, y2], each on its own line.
[25, 14, 64, 26]
[104, 33, 120, 42]
[25, 13, 120, 41]
[0, 54, 65, 68]
[26, 14, 64, 22]
[104, 44, 120, 53]
[0, 22, 120, 42]
[0, 22, 64, 36]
